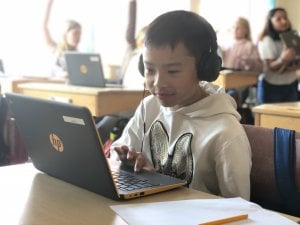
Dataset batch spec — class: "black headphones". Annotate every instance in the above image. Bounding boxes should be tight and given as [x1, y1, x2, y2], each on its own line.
[138, 13, 221, 82]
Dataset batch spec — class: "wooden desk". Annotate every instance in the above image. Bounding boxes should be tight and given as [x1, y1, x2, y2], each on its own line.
[17, 82, 144, 117]
[0, 76, 61, 93]
[252, 102, 300, 132]
[0, 163, 299, 225]
[213, 70, 259, 89]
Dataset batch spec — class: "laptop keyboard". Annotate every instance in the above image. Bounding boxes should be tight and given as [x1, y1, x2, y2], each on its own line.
[112, 170, 157, 191]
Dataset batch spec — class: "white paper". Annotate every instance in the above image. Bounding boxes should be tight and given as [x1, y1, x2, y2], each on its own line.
[110, 197, 298, 225]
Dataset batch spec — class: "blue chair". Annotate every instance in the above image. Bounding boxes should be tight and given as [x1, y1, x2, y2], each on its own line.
[256, 74, 264, 105]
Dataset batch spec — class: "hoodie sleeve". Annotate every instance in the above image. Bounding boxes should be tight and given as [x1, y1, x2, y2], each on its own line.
[110, 101, 145, 159]
[200, 81, 225, 94]
[214, 128, 252, 200]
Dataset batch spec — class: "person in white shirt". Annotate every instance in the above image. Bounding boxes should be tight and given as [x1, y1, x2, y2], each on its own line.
[258, 7, 300, 103]
[122, 26, 147, 88]
[43, 0, 81, 78]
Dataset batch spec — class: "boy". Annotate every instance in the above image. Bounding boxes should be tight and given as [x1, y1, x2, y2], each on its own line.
[111, 10, 251, 200]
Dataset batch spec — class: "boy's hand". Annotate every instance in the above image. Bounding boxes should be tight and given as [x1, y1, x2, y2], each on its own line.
[113, 145, 155, 172]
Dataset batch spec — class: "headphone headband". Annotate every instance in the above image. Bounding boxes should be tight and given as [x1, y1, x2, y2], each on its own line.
[138, 10, 221, 82]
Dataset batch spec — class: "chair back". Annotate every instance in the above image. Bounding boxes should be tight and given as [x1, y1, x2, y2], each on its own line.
[243, 124, 300, 216]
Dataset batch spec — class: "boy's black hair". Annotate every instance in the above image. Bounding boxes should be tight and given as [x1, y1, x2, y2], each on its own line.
[138, 10, 221, 82]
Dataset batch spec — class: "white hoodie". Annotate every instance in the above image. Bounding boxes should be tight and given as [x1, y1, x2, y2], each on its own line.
[111, 82, 251, 200]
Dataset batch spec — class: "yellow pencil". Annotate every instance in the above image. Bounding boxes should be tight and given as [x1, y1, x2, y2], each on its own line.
[200, 214, 248, 225]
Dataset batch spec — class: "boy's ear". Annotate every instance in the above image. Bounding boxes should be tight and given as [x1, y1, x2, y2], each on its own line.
[138, 54, 144, 77]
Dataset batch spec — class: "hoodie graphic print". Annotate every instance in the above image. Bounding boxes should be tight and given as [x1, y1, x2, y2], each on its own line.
[149, 120, 194, 185]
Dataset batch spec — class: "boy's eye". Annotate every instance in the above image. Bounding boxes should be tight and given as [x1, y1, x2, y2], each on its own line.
[168, 69, 179, 74]
[145, 68, 155, 75]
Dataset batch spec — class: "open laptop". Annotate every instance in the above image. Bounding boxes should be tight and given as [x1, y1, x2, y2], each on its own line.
[65, 52, 122, 88]
[280, 30, 300, 55]
[5, 93, 186, 200]
[0, 59, 4, 74]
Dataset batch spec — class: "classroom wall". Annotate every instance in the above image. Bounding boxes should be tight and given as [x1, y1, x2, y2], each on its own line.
[190, 0, 200, 12]
[276, 0, 300, 32]
[197, 0, 274, 46]
[1, 0, 298, 77]
[0, 0, 190, 77]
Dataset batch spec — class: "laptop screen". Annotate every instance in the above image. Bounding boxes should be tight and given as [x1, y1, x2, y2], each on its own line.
[65, 52, 107, 87]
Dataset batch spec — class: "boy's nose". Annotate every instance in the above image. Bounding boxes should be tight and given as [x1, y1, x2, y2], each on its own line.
[153, 75, 161, 87]
[153, 71, 166, 87]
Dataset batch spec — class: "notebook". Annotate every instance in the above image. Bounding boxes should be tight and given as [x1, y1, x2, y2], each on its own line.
[65, 52, 122, 88]
[280, 30, 300, 55]
[5, 93, 186, 200]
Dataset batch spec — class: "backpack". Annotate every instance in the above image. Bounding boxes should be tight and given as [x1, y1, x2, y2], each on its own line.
[96, 115, 129, 158]
[0, 94, 28, 165]
[0, 95, 10, 165]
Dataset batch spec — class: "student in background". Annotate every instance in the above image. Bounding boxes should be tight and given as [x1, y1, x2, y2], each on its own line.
[258, 7, 300, 103]
[111, 10, 251, 200]
[221, 17, 262, 121]
[122, 26, 147, 88]
[120, 0, 145, 88]
[222, 17, 262, 72]
[120, 0, 137, 81]
[43, 0, 82, 78]
[0, 59, 5, 75]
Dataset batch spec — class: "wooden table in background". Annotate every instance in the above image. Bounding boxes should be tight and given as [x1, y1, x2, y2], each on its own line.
[0, 76, 63, 93]
[17, 82, 144, 117]
[252, 102, 300, 132]
[213, 70, 259, 90]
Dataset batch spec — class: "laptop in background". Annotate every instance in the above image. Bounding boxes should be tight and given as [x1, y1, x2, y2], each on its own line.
[0, 59, 4, 74]
[65, 52, 122, 88]
[5, 93, 186, 200]
[280, 31, 300, 55]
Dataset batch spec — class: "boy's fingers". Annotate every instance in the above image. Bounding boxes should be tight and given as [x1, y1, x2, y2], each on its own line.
[144, 164, 155, 172]
[113, 148, 153, 171]
[134, 152, 155, 172]
[113, 146, 129, 161]
[134, 153, 144, 172]
[127, 150, 138, 160]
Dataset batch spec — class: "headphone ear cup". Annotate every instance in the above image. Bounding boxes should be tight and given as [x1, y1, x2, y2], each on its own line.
[197, 52, 222, 82]
[138, 54, 144, 76]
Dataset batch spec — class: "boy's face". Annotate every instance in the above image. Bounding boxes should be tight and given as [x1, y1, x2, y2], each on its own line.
[143, 43, 202, 108]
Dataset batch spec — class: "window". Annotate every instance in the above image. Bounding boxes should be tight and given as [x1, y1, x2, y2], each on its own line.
[199, 0, 275, 47]
[0, 0, 275, 76]
[0, 0, 189, 76]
